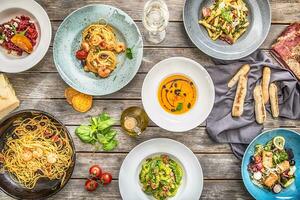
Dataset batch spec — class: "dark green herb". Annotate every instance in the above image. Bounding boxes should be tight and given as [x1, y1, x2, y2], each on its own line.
[126, 48, 133, 59]
[176, 103, 183, 111]
[273, 151, 289, 164]
[75, 113, 118, 151]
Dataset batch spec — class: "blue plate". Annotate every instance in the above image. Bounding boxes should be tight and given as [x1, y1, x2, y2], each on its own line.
[242, 128, 300, 200]
[53, 4, 143, 96]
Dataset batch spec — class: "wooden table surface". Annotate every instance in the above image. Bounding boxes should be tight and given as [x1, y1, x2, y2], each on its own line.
[1, 0, 300, 199]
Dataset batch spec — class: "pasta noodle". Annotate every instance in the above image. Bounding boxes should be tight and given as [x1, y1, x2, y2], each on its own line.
[0, 114, 73, 189]
[79, 23, 126, 78]
[199, 0, 249, 44]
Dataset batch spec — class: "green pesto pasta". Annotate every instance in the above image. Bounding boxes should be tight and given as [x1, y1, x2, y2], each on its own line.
[139, 155, 183, 200]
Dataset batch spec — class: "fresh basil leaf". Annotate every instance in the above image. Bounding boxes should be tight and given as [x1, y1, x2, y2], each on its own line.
[102, 139, 118, 151]
[75, 125, 96, 144]
[104, 130, 117, 141]
[176, 103, 183, 111]
[97, 114, 115, 131]
[96, 133, 108, 144]
[90, 116, 98, 126]
[126, 48, 133, 60]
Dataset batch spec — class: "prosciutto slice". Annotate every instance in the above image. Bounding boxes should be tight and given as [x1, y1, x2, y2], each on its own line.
[271, 22, 300, 80]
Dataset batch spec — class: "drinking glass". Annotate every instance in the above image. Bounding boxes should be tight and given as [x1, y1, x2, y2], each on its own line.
[142, 0, 169, 44]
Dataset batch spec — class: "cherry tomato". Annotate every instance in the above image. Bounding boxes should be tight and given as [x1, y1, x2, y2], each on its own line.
[100, 172, 112, 185]
[89, 165, 102, 178]
[85, 179, 98, 192]
[75, 50, 88, 60]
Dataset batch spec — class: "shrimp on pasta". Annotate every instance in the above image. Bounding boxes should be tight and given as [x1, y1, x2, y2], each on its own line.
[75, 23, 126, 78]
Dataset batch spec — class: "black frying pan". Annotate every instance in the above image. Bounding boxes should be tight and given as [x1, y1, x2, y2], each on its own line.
[0, 109, 76, 199]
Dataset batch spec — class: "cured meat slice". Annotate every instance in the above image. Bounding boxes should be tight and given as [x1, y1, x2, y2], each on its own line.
[272, 22, 300, 80]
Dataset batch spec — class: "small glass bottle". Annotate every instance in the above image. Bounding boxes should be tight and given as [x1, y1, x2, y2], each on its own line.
[142, 0, 169, 44]
[120, 106, 149, 137]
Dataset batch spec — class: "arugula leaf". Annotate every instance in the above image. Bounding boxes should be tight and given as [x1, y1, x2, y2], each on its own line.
[126, 48, 133, 60]
[11, 24, 17, 34]
[176, 103, 183, 111]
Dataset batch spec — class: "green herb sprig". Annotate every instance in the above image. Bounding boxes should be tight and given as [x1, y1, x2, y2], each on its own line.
[126, 48, 133, 59]
[75, 113, 118, 151]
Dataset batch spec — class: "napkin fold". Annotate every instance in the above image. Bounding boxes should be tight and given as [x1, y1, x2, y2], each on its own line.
[206, 51, 300, 159]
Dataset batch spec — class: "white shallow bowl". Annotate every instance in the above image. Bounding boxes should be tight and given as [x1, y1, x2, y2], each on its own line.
[0, 0, 51, 73]
[119, 138, 203, 200]
[142, 57, 215, 132]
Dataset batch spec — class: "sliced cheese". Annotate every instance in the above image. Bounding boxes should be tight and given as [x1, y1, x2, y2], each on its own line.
[0, 74, 20, 119]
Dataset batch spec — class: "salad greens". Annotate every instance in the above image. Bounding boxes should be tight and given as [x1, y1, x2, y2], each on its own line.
[75, 113, 118, 151]
[248, 136, 296, 194]
[139, 155, 183, 200]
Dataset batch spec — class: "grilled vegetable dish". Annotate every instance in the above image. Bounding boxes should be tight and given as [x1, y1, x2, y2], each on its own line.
[199, 0, 249, 44]
[248, 136, 296, 194]
[139, 155, 183, 200]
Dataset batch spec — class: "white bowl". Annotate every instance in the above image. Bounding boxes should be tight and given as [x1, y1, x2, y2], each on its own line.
[119, 138, 203, 200]
[142, 57, 215, 132]
[0, 0, 51, 73]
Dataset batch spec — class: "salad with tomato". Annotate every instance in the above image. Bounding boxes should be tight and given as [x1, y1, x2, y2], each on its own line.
[248, 136, 296, 194]
[0, 15, 38, 56]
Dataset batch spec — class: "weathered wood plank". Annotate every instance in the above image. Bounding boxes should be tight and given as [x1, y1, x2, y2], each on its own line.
[69, 126, 231, 153]
[49, 21, 286, 48]
[72, 153, 241, 179]
[68, 126, 300, 153]
[15, 100, 300, 127]
[36, 0, 299, 24]
[0, 179, 252, 200]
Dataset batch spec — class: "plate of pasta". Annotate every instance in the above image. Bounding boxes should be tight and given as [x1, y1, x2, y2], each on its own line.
[183, 0, 271, 60]
[0, 110, 76, 199]
[53, 4, 143, 96]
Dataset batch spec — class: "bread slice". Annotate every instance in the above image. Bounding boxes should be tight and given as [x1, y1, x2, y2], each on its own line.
[232, 76, 247, 117]
[253, 85, 266, 124]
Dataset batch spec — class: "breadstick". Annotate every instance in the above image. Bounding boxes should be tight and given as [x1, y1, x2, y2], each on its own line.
[232, 76, 247, 117]
[253, 85, 266, 124]
[269, 83, 279, 118]
[228, 64, 250, 88]
[262, 67, 271, 104]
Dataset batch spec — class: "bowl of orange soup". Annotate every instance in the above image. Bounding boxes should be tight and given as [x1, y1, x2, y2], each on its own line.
[142, 57, 215, 132]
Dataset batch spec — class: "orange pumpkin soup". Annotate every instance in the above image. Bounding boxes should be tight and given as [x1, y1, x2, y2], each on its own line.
[158, 74, 197, 114]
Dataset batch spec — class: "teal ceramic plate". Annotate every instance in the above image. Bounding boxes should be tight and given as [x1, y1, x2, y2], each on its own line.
[53, 4, 143, 96]
[242, 128, 300, 200]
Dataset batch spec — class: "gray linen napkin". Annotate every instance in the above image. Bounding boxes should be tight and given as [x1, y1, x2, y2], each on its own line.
[206, 50, 300, 159]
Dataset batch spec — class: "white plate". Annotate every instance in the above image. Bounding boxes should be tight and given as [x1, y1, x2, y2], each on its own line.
[119, 138, 203, 200]
[0, 0, 51, 73]
[142, 57, 215, 132]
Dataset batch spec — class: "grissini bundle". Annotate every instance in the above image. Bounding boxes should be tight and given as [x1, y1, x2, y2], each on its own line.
[262, 66, 271, 104]
[253, 85, 266, 124]
[269, 83, 279, 118]
[232, 76, 248, 117]
[228, 64, 250, 88]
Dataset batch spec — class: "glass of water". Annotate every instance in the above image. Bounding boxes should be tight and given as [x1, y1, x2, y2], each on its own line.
[142, 0, 169, 44]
